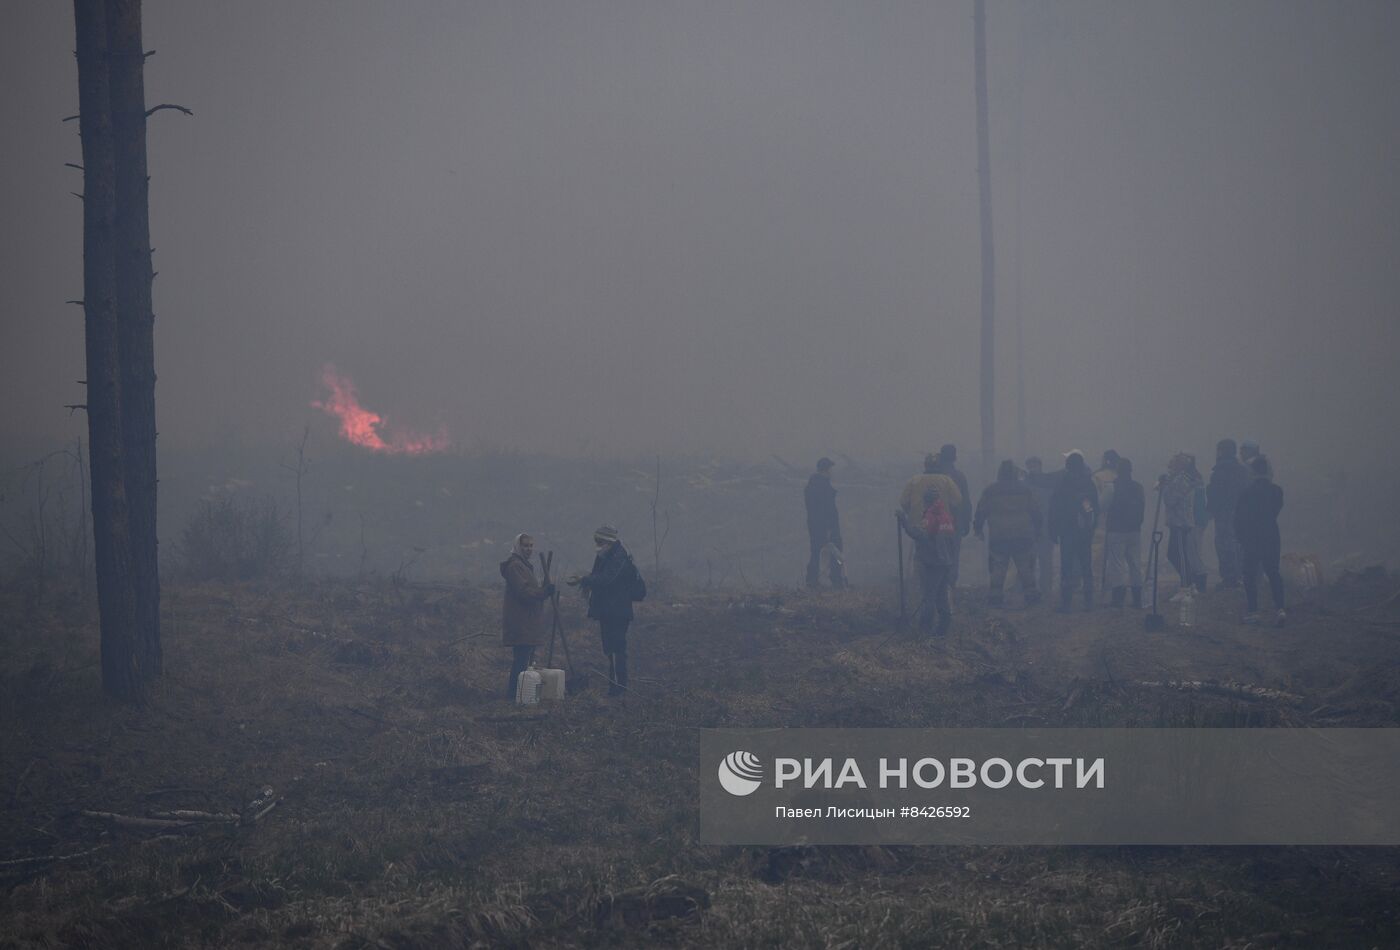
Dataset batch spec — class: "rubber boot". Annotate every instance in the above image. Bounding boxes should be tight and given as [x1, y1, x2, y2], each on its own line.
[615, 653, 629, 693]
[1111, 586, 1125, 608]
[1131, 587, 1143, 609]
[606, 654, 621, 696]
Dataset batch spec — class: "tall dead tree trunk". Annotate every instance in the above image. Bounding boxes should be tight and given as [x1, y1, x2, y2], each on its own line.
[107, 0, 161, 676]
[75, 0, 141, 699]
[974, 0, 996, 478]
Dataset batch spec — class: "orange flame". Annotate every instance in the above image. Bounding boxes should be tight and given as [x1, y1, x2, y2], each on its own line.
[312, 365, 449, 455]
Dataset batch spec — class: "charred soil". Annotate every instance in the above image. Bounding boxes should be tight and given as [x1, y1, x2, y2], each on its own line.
[3, 571, 1399, 948]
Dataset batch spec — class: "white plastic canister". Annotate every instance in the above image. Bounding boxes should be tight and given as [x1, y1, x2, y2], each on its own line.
[515, 669, 542, 705]
[537, 668, 566, 700]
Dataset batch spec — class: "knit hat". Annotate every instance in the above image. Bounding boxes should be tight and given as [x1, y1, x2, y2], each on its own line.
[593, 524, 619, 544]
[816, 457, 834, 472]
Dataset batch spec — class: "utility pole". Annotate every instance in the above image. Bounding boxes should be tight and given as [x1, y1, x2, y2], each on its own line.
[974, 0, 997, 478]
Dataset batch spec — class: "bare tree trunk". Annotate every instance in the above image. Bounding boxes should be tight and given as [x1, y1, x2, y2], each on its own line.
[75, 0, 141, 699]
[107, 0, 161, 677]
[974, 0, 996, 478]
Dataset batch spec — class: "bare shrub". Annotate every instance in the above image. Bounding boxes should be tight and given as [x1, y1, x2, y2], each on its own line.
[174, 496, 293, 582]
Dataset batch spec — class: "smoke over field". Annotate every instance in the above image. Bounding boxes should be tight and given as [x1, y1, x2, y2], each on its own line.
[4, 0, 1400, 946]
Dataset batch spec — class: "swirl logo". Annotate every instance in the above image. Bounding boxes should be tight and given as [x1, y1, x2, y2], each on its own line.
[718, 751, 764, 796]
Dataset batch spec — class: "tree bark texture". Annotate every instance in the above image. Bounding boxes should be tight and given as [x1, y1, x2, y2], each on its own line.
[107, 0, 161, 676]
[75, 0, 142, 699]
[74, 0, 162, 697]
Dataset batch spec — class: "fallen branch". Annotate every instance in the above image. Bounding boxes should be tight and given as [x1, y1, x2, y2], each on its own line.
[0, 844, 108, 868]
[150, 810, 239, 823]
[80, 810, 195, 831]
[1137, 680, 1303, 704]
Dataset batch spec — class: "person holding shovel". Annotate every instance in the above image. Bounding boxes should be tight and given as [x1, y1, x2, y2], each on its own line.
[500, 533, 554, 700]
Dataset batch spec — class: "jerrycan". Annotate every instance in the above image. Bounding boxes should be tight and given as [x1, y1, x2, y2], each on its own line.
[537, 668, 566, 700]
[515, 668, 542, 705]
[1177, 588, 1195, 627]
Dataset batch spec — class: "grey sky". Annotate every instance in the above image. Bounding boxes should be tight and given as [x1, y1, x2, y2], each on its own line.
[4, 0, 1399, 471]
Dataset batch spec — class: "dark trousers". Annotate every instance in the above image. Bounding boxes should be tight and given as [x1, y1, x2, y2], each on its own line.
[947, 533, 963, 586]
[1168, 526, 1204, 586]
[1035, 536, 1055, 594]
[988, 538, 1039, 602]
[507, 645, 534, 699]
[1241, 541, 1285, 612]
[1214, 518, 1242, 585]
[806, 526, 846, 587]
[599, 618, 630, 694]
[915, 561, 952, 635]
[1060, 536, 1093, 597]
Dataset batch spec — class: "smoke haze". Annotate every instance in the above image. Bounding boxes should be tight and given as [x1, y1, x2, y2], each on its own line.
[4, 0, 1400, 471]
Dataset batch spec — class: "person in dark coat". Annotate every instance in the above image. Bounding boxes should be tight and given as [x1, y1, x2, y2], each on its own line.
[1103, 458, 1145, 608]
[896, 485, 955, 636]
[931, 444, 972, 586]
[573, 524, 639, 695]
[1206, 438, 1253, 588]
[1049, 451, 1099, 612]
[1234, 457, 1286, 626]
[973, 460, 1042, 607]
[500, 533, 554, 699]
[1240, 440, 1274, 479]
[1024, 456, 1060, 595]
[804, 457, 847, 588]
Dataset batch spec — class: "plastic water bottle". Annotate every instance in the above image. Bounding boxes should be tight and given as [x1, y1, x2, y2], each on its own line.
[1178, 588, 1195, 627]
[516, 669, 542, 705]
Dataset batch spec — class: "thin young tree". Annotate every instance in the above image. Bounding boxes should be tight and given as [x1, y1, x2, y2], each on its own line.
[974, 0, 997, 478]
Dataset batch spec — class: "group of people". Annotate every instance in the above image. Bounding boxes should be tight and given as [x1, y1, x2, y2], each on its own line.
[806, 439, 1288, 638]
[496, 440, 1287, 699]
[499, 524, 642, 700]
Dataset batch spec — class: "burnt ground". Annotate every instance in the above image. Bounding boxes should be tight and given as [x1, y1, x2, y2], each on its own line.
[2, 569, 1400, 948]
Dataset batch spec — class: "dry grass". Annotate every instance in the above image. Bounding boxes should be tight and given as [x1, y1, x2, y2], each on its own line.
[2, 571, 1399, 948]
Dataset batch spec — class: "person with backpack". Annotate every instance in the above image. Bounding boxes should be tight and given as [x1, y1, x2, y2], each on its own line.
[1103, 458, 1145, 608]
[930, 444, 973, 587]
[973, 460, 1042, 607]
[896, 485, 955, 637]
[570, 524, 644, 696]
[1050, 451, 1099, 612]
[1234, 456, 1286, 626]
[500, 533, 555, 700]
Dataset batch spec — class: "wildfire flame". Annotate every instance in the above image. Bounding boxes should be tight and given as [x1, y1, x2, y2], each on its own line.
[312, 365, 449, 455]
